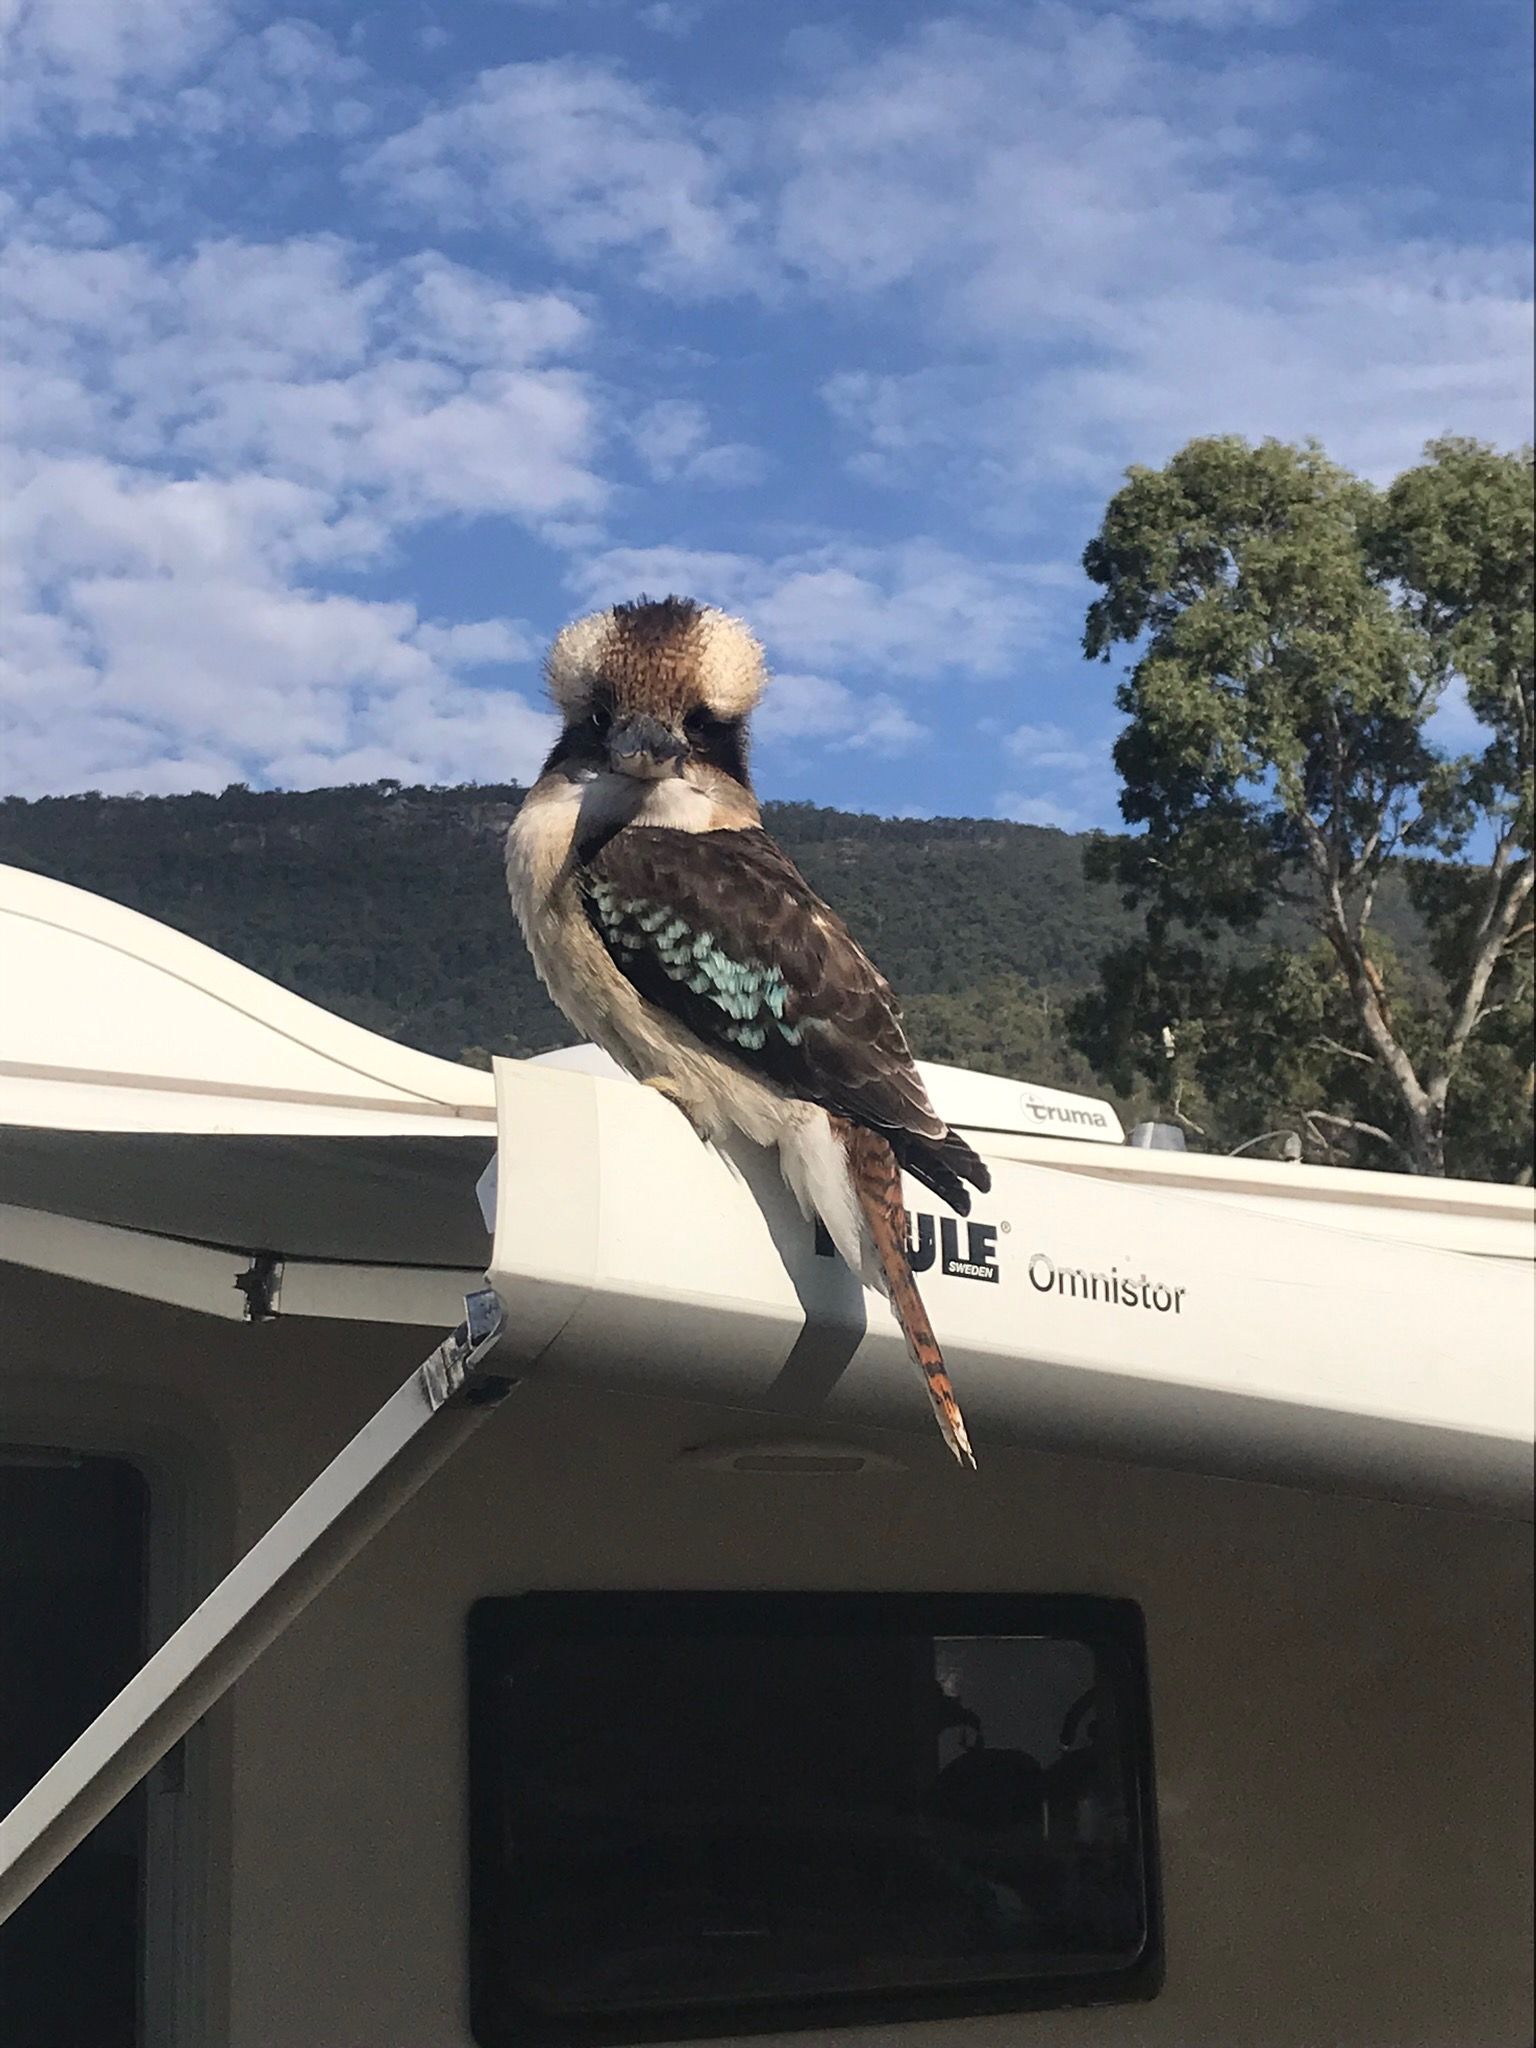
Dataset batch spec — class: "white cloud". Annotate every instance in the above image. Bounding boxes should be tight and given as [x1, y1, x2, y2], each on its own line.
[783, 16, 1533, 493]
[1004, 720, 1099, 774]
[1, 226, 599, 796]
[821, 367, 974, 488]
[1023, 249, 1536, 489]
[358, 58, 757, 293]
[850, 698, 928, 754]
[4, 234, 605, 525]
[640, 2, 708, 34]
[571, 539, 1044, 678]
[402, 260, 590, 365]
[2, 0, 234, 133]
[755, 552, 1027, 676]
[6, 463, 378, 588]
[628, 398, 769, 487]
[755, 670, 863, 742]
[755, 671, 927, 757]
[1135, 0, 1306, 26]
[996, 719, 1116, 830]
[3, 0, 374, 144]
[172, 21, 374, 143]
[261, 681, 556, 793]
[629, 399, 707, 475]
[411, 618, 537, 668]
[67, 579, 430, 752]
[774, 17, 1292, 312]
[996, 792, 1084, 831]
[354, 15, 1525, 507]
[678, 440, 769, 486]
[5, 235, 604, 490]
[0, 563, 555, 796]
[360, 11, 1529, 504]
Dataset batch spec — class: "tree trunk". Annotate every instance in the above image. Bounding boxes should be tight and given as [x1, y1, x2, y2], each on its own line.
[1405, 1098, 1446, 1178]
[1321, 913, 1447, 1174]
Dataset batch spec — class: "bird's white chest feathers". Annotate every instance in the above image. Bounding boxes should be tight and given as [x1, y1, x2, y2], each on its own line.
[512, 770, 716, 880]
[509, 768, 716, 896]
[505, 767, 737, 1053]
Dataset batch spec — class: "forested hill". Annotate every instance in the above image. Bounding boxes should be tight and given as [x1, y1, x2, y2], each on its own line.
[0, 782, 1155, 1094]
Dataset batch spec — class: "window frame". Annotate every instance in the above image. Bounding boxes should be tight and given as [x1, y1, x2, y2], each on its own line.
[467, 1590, 1162, 2046]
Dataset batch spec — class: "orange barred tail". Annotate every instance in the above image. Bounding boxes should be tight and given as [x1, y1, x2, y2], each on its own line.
[834, 1119, 978, 1470]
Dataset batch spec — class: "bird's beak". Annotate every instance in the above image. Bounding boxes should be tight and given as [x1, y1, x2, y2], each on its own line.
[609, 713, 687, 779]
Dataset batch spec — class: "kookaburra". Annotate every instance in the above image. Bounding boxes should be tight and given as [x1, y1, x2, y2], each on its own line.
[506, 595, 989, 1465]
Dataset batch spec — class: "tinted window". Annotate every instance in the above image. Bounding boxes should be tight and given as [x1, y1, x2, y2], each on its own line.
[0, 1455, 148, 2048]
[469, 1593, 1158, 2044]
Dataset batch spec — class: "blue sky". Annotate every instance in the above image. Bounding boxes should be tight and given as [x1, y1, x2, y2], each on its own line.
[3, 0, 1531, 825]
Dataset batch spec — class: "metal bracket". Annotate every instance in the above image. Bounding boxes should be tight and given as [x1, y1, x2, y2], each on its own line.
[419, 1285, 512, 1409]
[233, 1252, 283, 1321]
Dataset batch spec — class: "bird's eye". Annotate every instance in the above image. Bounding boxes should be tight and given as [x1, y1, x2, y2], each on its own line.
[684, 709, 713, 739]
[589, 704, 611, 732]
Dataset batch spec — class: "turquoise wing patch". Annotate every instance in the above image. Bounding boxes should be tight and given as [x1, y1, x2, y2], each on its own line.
[584, 879, 804, 1051]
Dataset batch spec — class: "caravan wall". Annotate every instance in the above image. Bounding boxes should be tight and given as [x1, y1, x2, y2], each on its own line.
[2, 1259, 1532, 2048]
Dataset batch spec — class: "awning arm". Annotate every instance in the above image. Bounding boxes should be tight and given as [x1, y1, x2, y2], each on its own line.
[0, 1287, 511, 1925]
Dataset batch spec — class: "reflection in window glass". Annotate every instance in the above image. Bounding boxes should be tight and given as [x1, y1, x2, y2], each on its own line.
[469, 1595, 1158, 2044]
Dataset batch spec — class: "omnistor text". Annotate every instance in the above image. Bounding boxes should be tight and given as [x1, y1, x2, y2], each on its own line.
[1028, 1252, 1187, 1315]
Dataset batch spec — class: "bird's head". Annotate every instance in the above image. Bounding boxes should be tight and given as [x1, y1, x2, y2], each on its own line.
[544, 595, 765, 790]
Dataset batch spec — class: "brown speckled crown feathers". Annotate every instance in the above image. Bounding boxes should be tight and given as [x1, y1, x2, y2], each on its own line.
[546, 595, 766, 726]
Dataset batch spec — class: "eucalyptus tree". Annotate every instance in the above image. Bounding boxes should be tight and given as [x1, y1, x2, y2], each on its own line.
[1077, 435, 1532, 1177]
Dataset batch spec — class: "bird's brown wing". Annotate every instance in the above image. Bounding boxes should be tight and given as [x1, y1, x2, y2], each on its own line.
[578, 824, 987, 1201]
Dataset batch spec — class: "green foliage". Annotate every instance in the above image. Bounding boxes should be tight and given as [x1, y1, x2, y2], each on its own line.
[1079, 433, 1534, 1177]
[1084, 436, 1426, 917]
[1444, 1002, 1536, 1184]
[902, 980, 1106, 1096]
[1373, 437, 1535, 853]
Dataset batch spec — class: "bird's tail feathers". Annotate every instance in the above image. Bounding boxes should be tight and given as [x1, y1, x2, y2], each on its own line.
[895, 1128, 992, 1214]
[833, 1118, 977, 1470]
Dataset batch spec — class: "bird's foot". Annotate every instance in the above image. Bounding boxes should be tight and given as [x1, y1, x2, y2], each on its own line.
[641, 1075, 712, 1142]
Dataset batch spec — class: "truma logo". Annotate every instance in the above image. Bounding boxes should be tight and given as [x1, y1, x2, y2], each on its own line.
[814, 1214, 1001, 1283]
[1021, 1090, 1113, 1132]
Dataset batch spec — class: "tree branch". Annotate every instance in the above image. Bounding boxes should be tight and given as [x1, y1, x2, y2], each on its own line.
[1294, 804, 1338, 888]
[1357, 874, 1381, 931]
[1317, 1034, 1378, 1067]
[1353, 822, 1383, 884]
[1307, 863, 1435, 1163]
[1169, 1079, 1207, 1139]
[1438, 853, 1535, 1086]
[1303, 1109, 1409, 1165]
